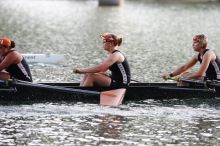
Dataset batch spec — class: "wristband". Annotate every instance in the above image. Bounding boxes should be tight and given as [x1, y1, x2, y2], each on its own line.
[169, 73, 174, 77]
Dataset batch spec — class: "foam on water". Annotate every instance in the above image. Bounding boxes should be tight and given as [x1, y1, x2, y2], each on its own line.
[0, 100, 220, 120]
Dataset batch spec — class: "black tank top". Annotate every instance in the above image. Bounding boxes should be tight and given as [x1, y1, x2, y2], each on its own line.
[109, 50, 131, 84]
[4, 50, 32, 82]
[198, 49, 220, 80]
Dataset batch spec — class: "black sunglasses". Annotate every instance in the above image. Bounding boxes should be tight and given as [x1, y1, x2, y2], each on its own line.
[0, 45, 7, 48]
[103, 39, 114, 43]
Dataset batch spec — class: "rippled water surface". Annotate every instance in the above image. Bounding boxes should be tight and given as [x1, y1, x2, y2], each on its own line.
[0, 101, 220, 145]
[1, 0, 220, 145]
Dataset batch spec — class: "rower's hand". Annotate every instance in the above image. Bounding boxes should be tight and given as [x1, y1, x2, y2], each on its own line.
[73, 68, 81, 74]
[162, 73, 170, 80]
[162, 74, 181, 81]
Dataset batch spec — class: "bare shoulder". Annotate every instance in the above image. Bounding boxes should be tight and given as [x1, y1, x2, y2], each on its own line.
[204, 50, 215, 57]
[203, 50, 216, 61]
[5, 51, 22, 62]
[110, 51, 124, 63]
[192, 54, 198, 61]
[111, 51, 122, 56]
[7, 51, 21, 57]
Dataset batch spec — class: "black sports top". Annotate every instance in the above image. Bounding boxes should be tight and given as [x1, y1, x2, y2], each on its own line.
[4, 50, 32, 82]
[109, 50, 131, 85]
[198, 49, 220, 80]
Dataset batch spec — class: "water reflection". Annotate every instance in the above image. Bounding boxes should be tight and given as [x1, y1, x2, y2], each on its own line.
[97, 115, 126, 139]
[0, 102, 220, 145]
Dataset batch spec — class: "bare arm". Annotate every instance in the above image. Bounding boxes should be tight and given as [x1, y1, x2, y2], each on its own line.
[184, 51, 215, 79]
[74, 52, 124, 74]
[0, 52, 22, 72]
[171, 55, 198, 76]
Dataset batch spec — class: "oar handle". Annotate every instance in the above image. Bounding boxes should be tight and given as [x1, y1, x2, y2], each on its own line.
[163, 76, 180, 81]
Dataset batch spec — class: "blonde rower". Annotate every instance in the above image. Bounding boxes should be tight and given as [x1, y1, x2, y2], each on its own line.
[163, 34, 220, 81]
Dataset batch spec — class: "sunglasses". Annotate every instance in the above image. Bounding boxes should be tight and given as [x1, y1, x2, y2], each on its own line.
[103, 39, 114, 43]
[0, 45, 7, 48]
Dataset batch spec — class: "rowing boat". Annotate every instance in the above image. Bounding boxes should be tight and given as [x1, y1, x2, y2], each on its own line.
[0, 79, 219, 103]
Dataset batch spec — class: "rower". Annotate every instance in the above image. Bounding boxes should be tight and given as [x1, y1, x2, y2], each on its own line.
[0, 37, 32, 82]
[73, 33, 131, 87]
[163, 34, 220, 85]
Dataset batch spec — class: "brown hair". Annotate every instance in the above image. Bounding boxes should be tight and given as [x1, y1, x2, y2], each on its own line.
[194, 34, 208, 49]
[10, 41, 15, 48]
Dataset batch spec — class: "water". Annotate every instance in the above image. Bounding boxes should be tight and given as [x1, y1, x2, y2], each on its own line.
[0, 0, 220, 145]
[0, 101, 220, 145]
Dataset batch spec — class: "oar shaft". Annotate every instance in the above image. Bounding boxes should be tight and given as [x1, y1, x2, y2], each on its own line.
[14, 80, 100, 96]
[0, 88, 17, 92]
[131, 79, 142, 83]
[168, 77, 220, 87]
[179, 78, 207, 86]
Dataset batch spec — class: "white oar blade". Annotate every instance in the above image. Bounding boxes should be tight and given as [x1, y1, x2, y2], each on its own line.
[22, 54, 64, 64]
[100, 88, 126, 106]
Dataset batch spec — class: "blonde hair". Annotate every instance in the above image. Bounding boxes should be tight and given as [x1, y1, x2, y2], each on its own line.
[194, 34, 208, 49]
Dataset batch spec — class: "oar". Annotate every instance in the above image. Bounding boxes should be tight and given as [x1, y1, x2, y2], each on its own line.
[131, 79, 142, 83]
[165, 76, 220, 88]
[22, 54, 64, 64]
[0, 79, 125, 106]
[178, 78, 220, 88]
[100, 88, 126, 106]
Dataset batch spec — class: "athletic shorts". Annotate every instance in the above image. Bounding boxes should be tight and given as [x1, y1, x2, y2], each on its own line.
[110, 79, 128, 88]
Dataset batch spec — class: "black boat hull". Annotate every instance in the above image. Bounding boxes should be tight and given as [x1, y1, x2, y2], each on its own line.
[0, 82, 219, 103]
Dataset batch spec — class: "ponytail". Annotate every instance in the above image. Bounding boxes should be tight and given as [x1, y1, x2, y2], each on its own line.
[10, 41, 15, 48]
[111, 34, 122, 46]
[117, 38, 122, 46]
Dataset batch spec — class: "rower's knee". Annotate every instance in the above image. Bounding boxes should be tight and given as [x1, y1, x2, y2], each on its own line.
[82, 74, 96, 87]
[177, 81, 190, 87]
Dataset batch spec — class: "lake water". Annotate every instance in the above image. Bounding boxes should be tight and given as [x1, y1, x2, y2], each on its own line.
[0, 0, 220, 145]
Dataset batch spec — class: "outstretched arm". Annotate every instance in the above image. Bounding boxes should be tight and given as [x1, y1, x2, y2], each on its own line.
[74, 52, 123, 74]
[170, 55, 198, 77]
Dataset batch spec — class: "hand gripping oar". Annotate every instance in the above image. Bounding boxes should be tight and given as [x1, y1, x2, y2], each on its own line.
[2, 79, 126, 106]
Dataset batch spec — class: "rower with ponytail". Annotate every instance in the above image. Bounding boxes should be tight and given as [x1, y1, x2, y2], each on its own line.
[74, 33, 131, 87]
[0, 37, 32, 82]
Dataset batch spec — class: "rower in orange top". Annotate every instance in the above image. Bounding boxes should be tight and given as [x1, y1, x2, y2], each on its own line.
[163, 34, 220, 82]
[74, 33, 131, 87]
[0, 37, 32, 82]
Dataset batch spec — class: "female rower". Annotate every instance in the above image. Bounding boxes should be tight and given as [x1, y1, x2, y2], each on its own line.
[74, 33, 131, 87]
[163, 34, 220, 82]
[0, 37, 32, 82]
